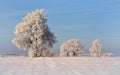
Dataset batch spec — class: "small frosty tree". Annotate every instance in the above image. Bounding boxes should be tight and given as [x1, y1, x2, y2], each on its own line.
[12, 9, 57, 57]
[89, 39, 102, 57]
[60, 39, 84, 57]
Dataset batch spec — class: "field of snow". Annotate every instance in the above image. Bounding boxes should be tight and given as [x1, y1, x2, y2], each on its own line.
[0, 56, 120, 75]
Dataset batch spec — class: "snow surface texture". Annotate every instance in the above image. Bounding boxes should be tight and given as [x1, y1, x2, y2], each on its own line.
[0, 57, 120, 75]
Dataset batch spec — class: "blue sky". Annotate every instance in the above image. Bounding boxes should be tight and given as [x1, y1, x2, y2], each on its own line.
[0, 0, 120, 54]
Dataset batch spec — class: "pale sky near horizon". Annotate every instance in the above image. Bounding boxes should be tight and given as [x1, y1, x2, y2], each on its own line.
[0, 0, 120, 54]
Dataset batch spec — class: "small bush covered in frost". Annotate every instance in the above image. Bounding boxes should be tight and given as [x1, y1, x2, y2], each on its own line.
[101, 53, 113, 57]
[89, 39, 102, 57]
[60, 39, 84, 57]
[12, 9, 57, 57]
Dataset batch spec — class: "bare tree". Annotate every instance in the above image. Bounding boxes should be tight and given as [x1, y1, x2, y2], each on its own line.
[12, 9, 57, 57]
[60, 39, 83, 57]
[89, 39, 102, 57]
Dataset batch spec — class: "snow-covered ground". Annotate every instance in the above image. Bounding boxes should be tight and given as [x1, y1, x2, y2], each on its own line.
[0, 56, 120, 75]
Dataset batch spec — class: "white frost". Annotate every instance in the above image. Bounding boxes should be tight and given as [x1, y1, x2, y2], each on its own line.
[89, 39, 102, 57]
[12, 9, 56, 57]
[60, 39, 84, 57]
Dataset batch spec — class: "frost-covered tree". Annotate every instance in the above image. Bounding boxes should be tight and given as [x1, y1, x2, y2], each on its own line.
[28, 47, 54, 57]
[89, 39, 102, 57]
[12, 9, 57, 57]
[60, 39, 84, 57]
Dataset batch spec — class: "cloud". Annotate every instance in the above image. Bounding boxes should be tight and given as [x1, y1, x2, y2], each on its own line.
[51, 24, 93, 30]
[0, 10, 27, 18]
[0, 35, 14, 38]
[101, 37, 120, 40]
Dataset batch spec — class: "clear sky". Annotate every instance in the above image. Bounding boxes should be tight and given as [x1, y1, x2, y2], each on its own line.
[0, 0, 120, 55]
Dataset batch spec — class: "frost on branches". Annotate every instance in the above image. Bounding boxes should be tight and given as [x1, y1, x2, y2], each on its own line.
[12, 9, 57, 57]
[89, 39, 102, 57]
[60, 39, 84, 57]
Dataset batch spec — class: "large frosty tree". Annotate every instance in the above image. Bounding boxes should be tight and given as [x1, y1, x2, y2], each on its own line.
[60, 39, 84, 57]
[12, 9, 57, 57]
[89, 39, 102, 57]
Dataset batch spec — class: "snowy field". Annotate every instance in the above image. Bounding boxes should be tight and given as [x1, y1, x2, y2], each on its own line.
[0, 56, 120, 75]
